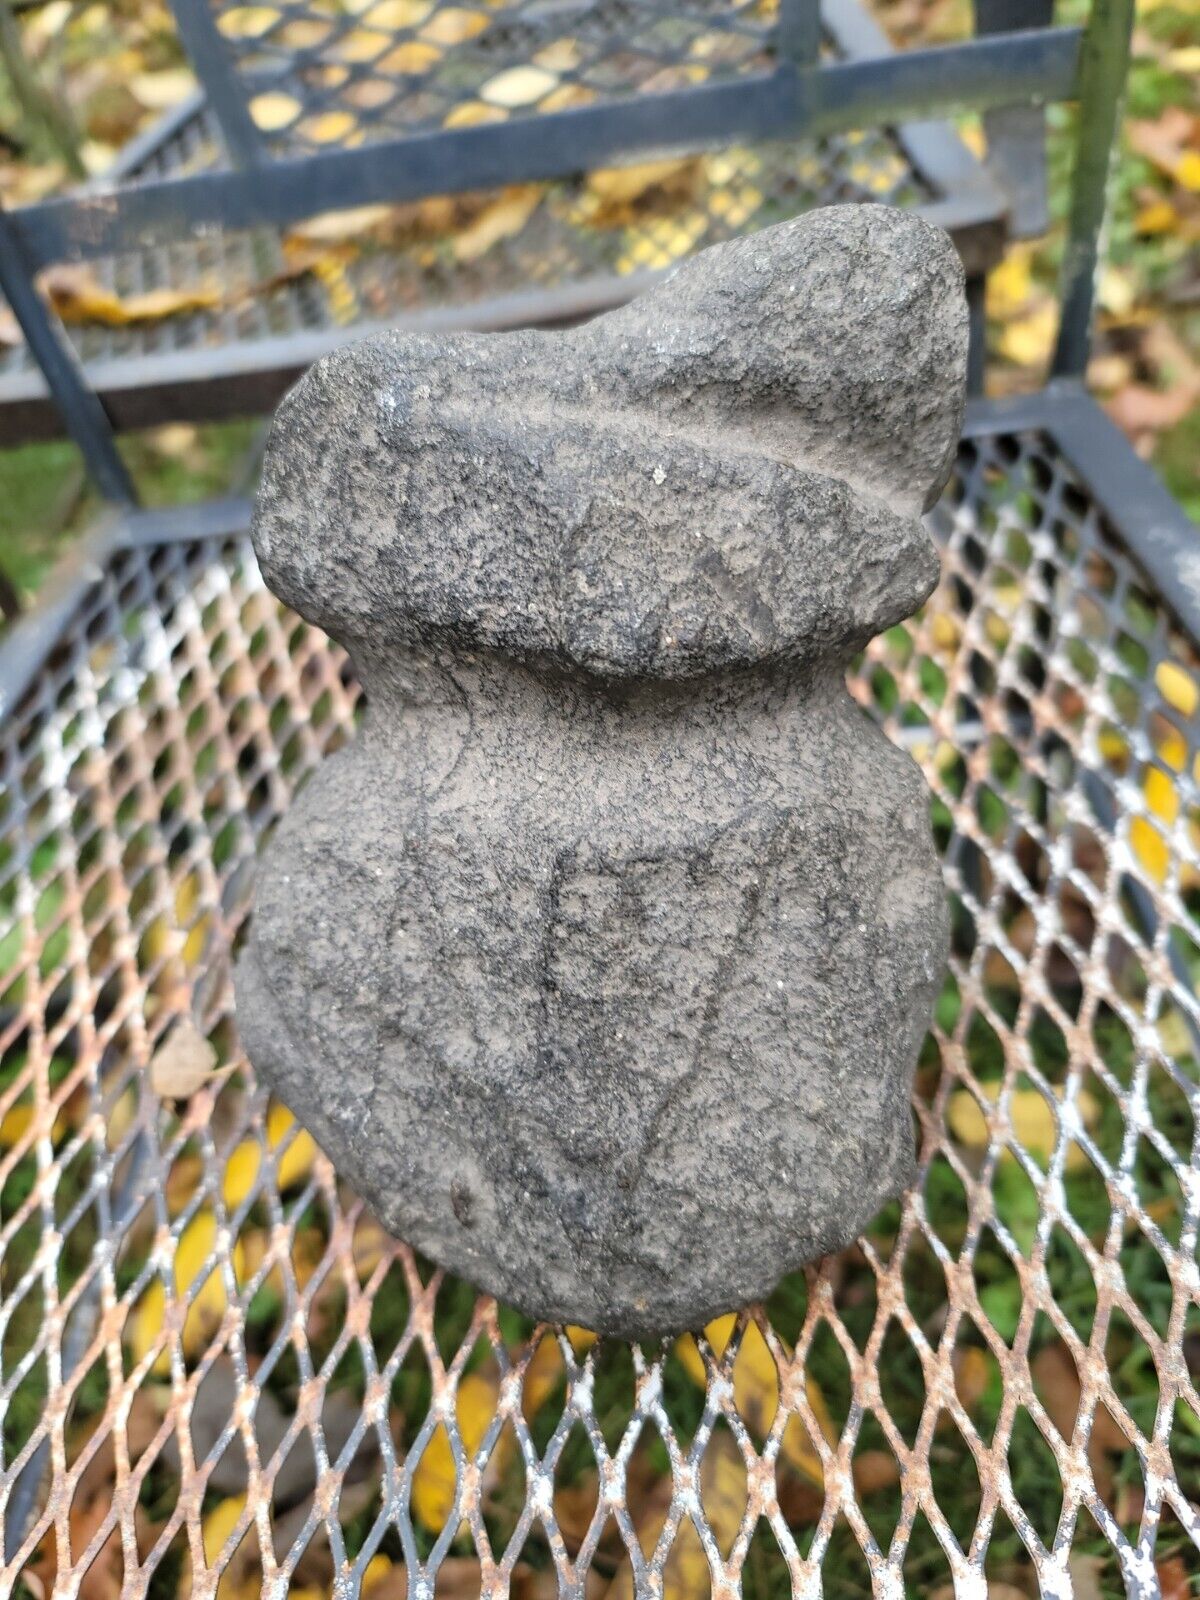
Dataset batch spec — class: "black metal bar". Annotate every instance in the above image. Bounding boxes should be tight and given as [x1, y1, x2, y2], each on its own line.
[6, 28, 1083, 269]
[1051, 0, 1135, 378]
[966, 274, 986, 396]
[1039, 386, 1200, 646]
[974, 0, 1054, 236]
[778, 0, 822, 63]
[819, 0, 1009, 270]
[167, 0, 265, 168]
[0, 202, 136, 506]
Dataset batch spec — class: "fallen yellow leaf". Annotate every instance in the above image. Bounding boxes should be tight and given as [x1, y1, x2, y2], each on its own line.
[131, 69, 197, 110]
[1157, 661, 1198, 718]
[452, 186, 542, 262]
[442, 100, 508, 128]
[378, 40, 441, 73]
[1178, 151, 1200, 193]
[522, 1335, 564, 1422]
[536, 83, 596, 113]
[203, 1493, 246, 1566]
[364, 1556, 395, 1595]
[267, 1102, 317, 1190]
[0, 1103, 34, 1149]
[1154, 724, 1187, 773]
[1131, 815, 1170, 885]
[250, 92, 301, 132]
[1144, 765, 1179, 826]
[411, 1371, 498, 1532]
[232, 1226, 268, 1288]
[675, 1315, 831, 1479]
[534, 39, 581, 72]
[222, 1140, 262, 1211]
[129, 1277, 169, 1376]
[177, 1208, 227, 1355]
[566, 1325, 597, 1358]
[988, 247, 1034, 318]
[947, 1082, 1098, 1169]
[586, 158, 698, 208]
[363, 0, 432, 25]
[1135, 200, 1179, 235]
[335, 26, 391, 63]
[106, 1085, 138, 1152]
[420, 6, 488, 44]
[998, 302, 1057, 368]
[930, 613, 961, 653]
[301, 110, 359, 144]
[1098, 266, 1137, 318]
[288, 205, 395, 243]
[39, 267, 221, 328]
[480, 65, 559, 108]
[218, 6, 279, 39]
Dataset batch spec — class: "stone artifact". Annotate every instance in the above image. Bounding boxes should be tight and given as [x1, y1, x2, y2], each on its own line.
[235, 204, 965, 1339]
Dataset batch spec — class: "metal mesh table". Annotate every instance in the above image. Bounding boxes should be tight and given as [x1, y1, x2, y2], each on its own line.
[0, 0, 1003, 443]
[0, 390, 1197, 1597]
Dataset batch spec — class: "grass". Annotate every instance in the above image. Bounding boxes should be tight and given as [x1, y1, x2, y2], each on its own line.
[0, 419, 260, 604]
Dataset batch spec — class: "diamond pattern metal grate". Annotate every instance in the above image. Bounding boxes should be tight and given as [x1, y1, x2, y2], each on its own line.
[1, 425, 1198, 1597]
[213, 0, 780, 154]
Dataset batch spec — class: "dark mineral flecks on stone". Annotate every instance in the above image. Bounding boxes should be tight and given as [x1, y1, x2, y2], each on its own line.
[234, 204, 965, 1338]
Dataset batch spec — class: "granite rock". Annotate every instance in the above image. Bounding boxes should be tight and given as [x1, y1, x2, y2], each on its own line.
[235, 204, 964, 1338]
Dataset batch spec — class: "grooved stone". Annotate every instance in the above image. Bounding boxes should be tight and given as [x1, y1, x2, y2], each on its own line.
[235, 204, 964, 1338]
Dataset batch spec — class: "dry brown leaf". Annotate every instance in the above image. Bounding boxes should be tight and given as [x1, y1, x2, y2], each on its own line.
[852, 1447, 901, 1494]
[1127, 109, 1200, 182]
[1106, 382, 1198, 434]
[452, 185, 543, 262]
[586, 157, 701, 210]
[149, 1018, 219, 1099]
[1030, 1342, 1080, 1441]
[1156, 1555, 1194, 1600]
[287, 204, 397, 244]
[39, 266, 220, 328]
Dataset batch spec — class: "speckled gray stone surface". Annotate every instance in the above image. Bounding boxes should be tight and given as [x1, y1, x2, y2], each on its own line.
[235, 204, 964, 1339]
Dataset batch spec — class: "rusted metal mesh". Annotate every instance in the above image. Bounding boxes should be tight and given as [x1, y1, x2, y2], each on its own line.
[0, 424, 1198, 1598]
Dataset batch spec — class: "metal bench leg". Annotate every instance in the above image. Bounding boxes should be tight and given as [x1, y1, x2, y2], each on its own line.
[974, 0, 1055, 237]
[1052, 0, 1135, 377]
[0, 202, 136, 507]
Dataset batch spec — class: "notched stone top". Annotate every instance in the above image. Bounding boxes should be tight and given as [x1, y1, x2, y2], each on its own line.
[253, 205, 968, 681]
